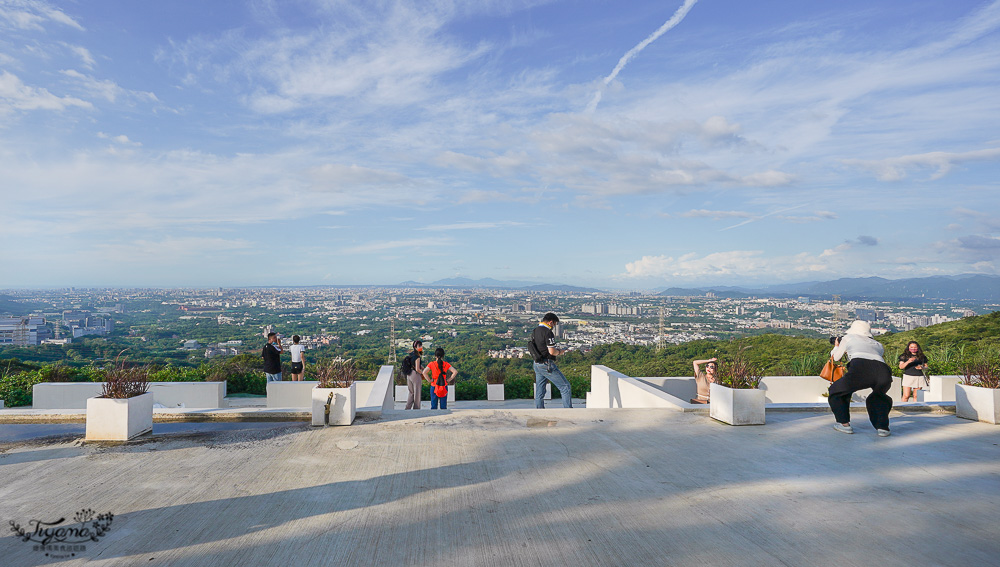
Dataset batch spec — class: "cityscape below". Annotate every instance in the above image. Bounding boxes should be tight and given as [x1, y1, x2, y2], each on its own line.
[1, 281, 995, 363]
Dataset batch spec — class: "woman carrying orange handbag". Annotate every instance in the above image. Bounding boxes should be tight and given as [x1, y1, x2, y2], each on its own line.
[828, 320, 894, 437]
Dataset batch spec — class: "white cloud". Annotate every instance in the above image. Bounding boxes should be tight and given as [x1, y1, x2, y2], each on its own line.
[842, 147, 1000, 181]
[419, 221, 524, 231]
[0, 70, 91, 113]
[308, 164, 412, 191]
[340, 237, 453, 255]
[97, 132, 141, 146]
[620, 240, 887, 280]
[95, 237, 253, 263]
[60, 69, 158, 104]
[63, 44, 94, 68]
[740, 170, 796, 187]
[681, 209, 753, 220]
[0, 0, 83, 31]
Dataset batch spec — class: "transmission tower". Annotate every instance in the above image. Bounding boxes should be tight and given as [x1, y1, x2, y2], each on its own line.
[657, 307, 666, 351]
[388, 314, 397, 363]
[832, 294, 843, 335]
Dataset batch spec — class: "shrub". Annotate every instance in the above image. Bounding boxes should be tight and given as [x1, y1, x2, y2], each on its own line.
[227, 371, 266, 395]
[716, 345, 763, 389]
[456, 378, 486, 400]
[960, 357, 1000, 389]
[101, 357, 150, 399]
[485, 367, 507, 385]
[40, 364, 78, 383]
[0, 371, 47, 407]
[315, 359, 358, 389]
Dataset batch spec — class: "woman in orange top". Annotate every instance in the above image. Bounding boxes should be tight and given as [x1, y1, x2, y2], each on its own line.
[422, 347, 458, 410]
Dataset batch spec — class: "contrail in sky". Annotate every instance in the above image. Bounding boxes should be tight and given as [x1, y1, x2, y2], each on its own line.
[721, 204, 807, 231]
[586, 0, 700, 114]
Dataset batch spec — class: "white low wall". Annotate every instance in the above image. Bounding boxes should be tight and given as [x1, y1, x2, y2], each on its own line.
[923, 375, 962, 402]
[638, 377, 697, 402]
[758, 376, 830, 404]
[33, 383, 104, 409]
[357, 366, 395, 417]
[588, 366, 935, 410]
[267, 381, 319, 407]
[33, 382, 227, 410]
[266, 366, 394, 415]
[586, 366, 688, 410]
[148, 382, 227, 408]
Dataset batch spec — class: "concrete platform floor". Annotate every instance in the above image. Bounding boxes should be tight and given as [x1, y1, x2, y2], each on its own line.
[1, 409, 998, 566]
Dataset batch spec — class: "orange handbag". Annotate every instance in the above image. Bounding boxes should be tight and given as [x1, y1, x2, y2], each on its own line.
[820, 356, 845, 382]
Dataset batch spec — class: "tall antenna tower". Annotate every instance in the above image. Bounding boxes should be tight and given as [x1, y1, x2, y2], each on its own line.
[657, 307, 666, 351]
[13, 317, 29, 347]
[388, 314, 397, 363]
[832, 294, 843, 334]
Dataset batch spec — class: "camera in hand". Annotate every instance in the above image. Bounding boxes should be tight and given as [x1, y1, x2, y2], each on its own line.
[829, 336, 842, 345]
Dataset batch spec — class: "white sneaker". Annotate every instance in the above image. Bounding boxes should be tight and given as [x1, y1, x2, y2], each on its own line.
[877, 429, 891, 437]
[833, 423, 854, 434]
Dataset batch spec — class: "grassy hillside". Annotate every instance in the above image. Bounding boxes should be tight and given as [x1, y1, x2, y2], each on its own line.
[878, 310, 1000, 375]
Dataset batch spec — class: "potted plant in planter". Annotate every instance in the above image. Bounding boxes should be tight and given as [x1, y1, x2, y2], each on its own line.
[709, 347, 765, 426]
[486, 367, 506, 401]
[86, 357, 153, 441]
[956, 358, 1000, 424]
[312, 359, 358, 426]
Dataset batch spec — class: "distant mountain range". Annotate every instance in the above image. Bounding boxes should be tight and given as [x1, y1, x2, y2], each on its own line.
[397, 277, 602, 293]
[659, 274, 1000, 302]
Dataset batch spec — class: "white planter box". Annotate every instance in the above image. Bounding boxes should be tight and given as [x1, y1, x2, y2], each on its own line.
[86, 392, 154, 440]
[312, 384, 356, 426]
[487, 383, 505, 401]
[395, 385, 409, 402]
[709, 383, 765, 426]
[533, 383, 552, 400]
[955, 384, 1000, 424]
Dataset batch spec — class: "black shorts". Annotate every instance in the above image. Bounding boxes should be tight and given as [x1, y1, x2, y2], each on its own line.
[291, 362, 304, 374]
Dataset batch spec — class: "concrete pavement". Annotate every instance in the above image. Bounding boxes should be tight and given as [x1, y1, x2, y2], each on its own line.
[1, 408, 998, 566]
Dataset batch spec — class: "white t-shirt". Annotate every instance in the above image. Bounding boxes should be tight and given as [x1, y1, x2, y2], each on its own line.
[289, 344, 305, 363]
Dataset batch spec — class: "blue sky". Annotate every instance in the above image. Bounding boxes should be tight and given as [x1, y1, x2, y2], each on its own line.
[2, 0, 999, 289]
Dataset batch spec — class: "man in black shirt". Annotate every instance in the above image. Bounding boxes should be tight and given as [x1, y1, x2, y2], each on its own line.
[532, 312, 572, 408]
[262, 332, 283, 382]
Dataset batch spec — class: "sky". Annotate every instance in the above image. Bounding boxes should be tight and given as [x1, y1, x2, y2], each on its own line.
[2, 0, 999, 289]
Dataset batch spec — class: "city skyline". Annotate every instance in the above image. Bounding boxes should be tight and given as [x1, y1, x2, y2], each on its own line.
[2, 1, 999, 288]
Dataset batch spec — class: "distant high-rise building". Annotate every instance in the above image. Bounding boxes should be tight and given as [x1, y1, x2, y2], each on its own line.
[0, 317, 49, 346]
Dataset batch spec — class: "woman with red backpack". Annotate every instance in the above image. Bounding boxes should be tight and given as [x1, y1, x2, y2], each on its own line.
[422, 347, 458, 410]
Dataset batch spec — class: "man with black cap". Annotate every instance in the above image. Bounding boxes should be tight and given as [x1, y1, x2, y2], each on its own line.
[531, 312, 572, 408]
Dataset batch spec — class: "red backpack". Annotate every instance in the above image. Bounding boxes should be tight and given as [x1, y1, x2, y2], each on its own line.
[432, 360, 449, 397]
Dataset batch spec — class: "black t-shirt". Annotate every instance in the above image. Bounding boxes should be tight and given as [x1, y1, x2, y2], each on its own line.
[898, 353, 927, 376]
[531, 324, 556, 361]
[262, 343, 282, 374]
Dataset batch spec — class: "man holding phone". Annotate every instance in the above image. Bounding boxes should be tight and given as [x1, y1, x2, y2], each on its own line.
[262, 331, 283, 382]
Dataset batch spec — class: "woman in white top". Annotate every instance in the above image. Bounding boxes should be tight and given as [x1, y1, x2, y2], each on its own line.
[289, 335, 306, 381]
[828, 320, 893, 437]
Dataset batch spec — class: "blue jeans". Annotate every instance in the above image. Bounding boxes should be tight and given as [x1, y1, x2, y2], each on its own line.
[533, 360, 572, 408]
[265, 372, 282, 382]
[431, 386, 448, 409]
